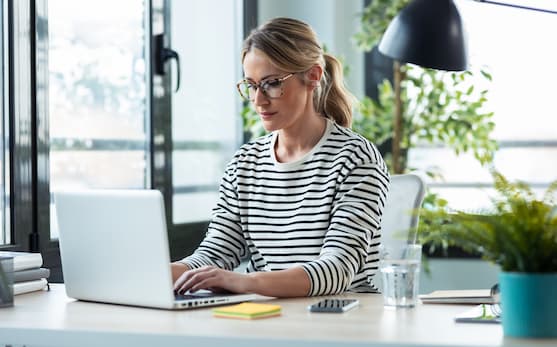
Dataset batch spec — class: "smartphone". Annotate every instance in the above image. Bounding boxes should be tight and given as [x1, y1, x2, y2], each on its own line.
[308, 299, 359, 313]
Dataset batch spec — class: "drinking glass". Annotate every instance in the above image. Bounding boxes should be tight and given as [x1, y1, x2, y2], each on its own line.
[379, 243, 422, 308]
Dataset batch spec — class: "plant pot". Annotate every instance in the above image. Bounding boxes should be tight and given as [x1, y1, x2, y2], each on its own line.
[499, 272, 557, 338]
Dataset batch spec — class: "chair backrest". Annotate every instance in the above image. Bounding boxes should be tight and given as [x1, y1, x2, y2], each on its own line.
[380, 173, 426, 247]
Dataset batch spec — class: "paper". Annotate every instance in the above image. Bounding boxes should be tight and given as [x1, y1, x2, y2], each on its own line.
[14, 278, 49, 295]
[213, 302, 282, 320]
[0, 251, 43, 272]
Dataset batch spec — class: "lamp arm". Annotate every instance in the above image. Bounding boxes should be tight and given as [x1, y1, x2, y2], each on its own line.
[474, 0, 557, 15]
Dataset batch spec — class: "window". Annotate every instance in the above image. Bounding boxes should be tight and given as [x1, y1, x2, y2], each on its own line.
[0, 0, 245, 274]
[4, 0, 249, 276]
[408, 0, 557, 210]
[48, 0, 150, 239]
[0, 0, 244, 281]
[169, 0, 242, 225]
[156, 0, 244, 260]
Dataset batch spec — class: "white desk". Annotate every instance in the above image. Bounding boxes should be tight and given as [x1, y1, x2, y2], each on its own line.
[0, 284, 555, 347]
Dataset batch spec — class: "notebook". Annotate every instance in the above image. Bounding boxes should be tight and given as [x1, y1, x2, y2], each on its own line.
[55, 189, 256, 310]
[454, 304, 501, 324]
[419, 289, 495, 304]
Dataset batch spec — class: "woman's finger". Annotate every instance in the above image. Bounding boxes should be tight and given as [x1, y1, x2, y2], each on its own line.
[176, 267, 217, 293]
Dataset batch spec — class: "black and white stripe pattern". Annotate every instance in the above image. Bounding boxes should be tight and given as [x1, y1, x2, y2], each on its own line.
[182, 120, 390, 295]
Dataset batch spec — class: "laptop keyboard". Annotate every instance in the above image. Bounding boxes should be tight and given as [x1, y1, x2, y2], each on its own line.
[174, 292, 227, 301]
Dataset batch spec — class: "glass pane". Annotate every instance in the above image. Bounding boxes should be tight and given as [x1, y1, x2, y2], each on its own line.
[410, 2, 557, 212]
[457, 0, 557, 141]
[50, 151, 147, 189]
[430, 187, 553, 212]
[48, 0, 148, 239]
[171, 0, 242, 224]
[172, 150, 226, 187]
[409, 147, 557, 184]
[0, 4, 8, 245]
[173, 192, 220, 223]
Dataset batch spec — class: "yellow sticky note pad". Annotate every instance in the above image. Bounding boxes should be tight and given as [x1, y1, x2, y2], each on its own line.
[213, 302, 282, 320]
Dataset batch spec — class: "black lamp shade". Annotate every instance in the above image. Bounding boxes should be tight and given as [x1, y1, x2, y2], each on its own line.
[378, 0, 468, 71]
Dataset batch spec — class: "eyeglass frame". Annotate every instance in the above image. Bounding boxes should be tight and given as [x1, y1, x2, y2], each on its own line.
[236, 73, 294, 101]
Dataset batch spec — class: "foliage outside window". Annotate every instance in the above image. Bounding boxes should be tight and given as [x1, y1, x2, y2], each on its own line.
[354, 0, 497, 177]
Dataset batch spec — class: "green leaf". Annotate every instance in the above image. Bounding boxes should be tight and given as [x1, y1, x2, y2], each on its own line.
[481, 70, 493, 81]
[419, 171, 557, 272]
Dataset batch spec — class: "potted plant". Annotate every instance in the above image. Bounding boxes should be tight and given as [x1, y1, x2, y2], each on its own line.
[420, 170, 557, 337]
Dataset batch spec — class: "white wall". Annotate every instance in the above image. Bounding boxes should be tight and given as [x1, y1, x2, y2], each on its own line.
[257, 0, 365, 99]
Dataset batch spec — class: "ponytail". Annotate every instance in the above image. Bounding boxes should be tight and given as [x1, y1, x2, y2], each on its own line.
[316, 53, 355, 128]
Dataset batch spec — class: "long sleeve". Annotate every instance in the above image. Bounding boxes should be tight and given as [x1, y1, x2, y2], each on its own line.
[180, 161, 248, 271]
[301, 161, 389, 296]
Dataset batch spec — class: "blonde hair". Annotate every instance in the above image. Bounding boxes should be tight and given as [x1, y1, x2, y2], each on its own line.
[241, 17, 355, 127]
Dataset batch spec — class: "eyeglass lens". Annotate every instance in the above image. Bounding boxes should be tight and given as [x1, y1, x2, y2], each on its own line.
[239, 79, 283, 100]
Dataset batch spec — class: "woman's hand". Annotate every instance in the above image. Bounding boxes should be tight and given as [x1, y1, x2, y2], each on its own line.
[173, 265, 310, 297]
[173, 266, 254, 294]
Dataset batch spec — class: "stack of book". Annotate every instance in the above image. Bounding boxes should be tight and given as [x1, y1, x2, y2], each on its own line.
[0, 251, 50, 295]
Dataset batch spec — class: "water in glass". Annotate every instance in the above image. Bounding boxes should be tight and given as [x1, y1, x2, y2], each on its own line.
[380, 259, 420, 307]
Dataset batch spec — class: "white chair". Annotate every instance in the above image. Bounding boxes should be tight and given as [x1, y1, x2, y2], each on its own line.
[380, 173, 426, 247]
[375, 174, 426, 293]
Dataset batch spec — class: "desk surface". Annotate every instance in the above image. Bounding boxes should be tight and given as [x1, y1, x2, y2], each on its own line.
[0, 284, 555, 347]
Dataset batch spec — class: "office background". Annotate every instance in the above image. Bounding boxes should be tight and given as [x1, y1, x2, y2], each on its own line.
[0, 0, 555, 290]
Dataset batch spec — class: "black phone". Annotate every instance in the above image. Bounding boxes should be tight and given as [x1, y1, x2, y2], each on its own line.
[307, 299, 359, 313]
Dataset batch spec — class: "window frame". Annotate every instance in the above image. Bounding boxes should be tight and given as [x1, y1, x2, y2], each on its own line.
[3, 0, 36, 255]
[4, 0, 254, 278]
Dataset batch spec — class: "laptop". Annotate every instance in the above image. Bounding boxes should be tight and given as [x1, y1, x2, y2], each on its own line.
[55, 189, 256, 310]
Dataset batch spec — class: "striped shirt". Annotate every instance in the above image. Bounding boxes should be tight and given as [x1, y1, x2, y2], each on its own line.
[181, 120, 390, 295]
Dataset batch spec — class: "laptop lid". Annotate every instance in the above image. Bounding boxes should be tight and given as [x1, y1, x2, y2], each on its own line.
[55, 189, 256, 310]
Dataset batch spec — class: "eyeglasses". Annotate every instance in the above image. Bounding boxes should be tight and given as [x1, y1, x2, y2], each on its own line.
[236, 73, 294, 101]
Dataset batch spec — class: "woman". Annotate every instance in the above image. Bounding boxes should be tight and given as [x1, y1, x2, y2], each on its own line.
[172, 17, 389, 297]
